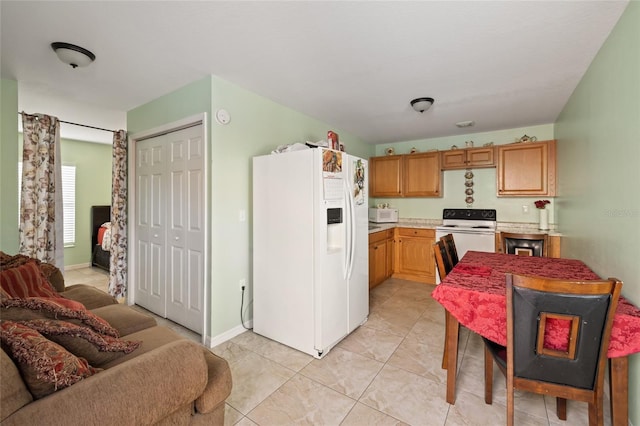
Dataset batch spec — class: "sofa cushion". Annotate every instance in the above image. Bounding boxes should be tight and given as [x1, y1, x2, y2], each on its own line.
[0, 349, 33, 422]
[91, 304, 157, 336]
[0, 321, 100, 399]
[0, 297, 119, 338]
[0, 261, 59, 299]
[61, 284, 118, 310]
[100, 326, 184, 369]
[18, 319, 141, 367]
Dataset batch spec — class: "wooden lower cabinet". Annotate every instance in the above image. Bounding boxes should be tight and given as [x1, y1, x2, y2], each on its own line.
[369, 229, 394, 289]
[393, 228, 436, 284]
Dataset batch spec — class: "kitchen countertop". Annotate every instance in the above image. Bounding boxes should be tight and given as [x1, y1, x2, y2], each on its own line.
[368, 219, 562, 236]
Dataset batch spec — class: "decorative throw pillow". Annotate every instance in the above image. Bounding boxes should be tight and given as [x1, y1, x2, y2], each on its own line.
[0, 320, 101, 399]
[0, 251, 65, 293]
[0, 261, 59, 299]
[20, 319, 140, 367]
[0, 297, 119, 338]
[38, 263, 65, 293]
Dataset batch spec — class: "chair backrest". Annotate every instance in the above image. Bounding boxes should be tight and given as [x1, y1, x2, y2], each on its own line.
[501, 232, 548, 257]
[506, 273, 622, 391]
[440, 233, 459, 266]
[433, 240, 453, 280]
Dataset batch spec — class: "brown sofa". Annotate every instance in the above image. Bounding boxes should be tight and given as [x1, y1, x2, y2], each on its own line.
[0, 260, 232, 425]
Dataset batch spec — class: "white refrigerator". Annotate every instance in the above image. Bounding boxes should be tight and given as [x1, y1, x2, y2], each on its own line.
[252, 148, 368, 358]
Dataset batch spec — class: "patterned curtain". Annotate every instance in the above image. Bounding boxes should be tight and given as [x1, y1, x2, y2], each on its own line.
[19, 113, 64, 268]
[109, 130, 128, 298]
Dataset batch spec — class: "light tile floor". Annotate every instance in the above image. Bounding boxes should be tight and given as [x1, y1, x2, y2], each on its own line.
[74, 268, 605, 425]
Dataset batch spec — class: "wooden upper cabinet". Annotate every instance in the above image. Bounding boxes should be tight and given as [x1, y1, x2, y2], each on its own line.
[497, 140, 556, 196]
[403, 152, 441, 197]
[370, 155, 402, 197]
[441, 147, 495, 170]
[370, 152, 441, 197]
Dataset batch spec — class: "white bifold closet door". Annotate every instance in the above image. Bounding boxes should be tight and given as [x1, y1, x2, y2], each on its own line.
[134, 124, 205, 334]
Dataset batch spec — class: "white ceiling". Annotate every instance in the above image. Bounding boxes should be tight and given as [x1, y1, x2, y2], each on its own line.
[1, 1, 629, 145]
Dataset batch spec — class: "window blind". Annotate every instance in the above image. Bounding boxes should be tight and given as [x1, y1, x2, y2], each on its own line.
[18, 163, 76, 246]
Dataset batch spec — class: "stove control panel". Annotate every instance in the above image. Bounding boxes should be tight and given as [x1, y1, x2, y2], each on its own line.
[442, 209, 496, 221]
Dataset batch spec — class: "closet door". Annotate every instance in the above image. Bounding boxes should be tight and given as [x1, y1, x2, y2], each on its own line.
[165, 126, 205, 333]
[135, 136, 167, 315]
[134, 124, 205, 334]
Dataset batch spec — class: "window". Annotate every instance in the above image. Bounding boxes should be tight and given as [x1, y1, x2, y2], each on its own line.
[18, 163, 76, 246]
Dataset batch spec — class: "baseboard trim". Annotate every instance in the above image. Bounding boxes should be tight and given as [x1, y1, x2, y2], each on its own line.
[205, 322, 253, 348]
[65, 263, 91, 270]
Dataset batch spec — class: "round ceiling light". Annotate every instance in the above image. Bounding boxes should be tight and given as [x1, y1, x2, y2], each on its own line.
[410, 97, 435, 113]
[51, 42, 96, 68]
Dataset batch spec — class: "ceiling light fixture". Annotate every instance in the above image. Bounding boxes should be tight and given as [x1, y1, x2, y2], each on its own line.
[410, 97, 434, 113]
[455, 120, 475, 128]
[51, 42, 96, 68]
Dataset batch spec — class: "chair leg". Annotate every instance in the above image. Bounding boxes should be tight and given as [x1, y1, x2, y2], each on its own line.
[556, 397, 567, 420]
[507, 386, 514, 426]
[484, 345, 493, 404]
[587, 399, 604, 426]
[442, 311, 449, 369]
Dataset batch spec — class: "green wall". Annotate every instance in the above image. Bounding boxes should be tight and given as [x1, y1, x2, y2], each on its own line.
[374, 124, 557, 224]
[555, 2, 639, 424]
[208, 75, 372, 337]
[58, 139, 112, 266]
[0, 79, 19, 254]
[128, 75, 373, 339]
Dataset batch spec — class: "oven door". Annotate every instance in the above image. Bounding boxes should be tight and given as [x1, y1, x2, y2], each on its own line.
[435, 228, 496, 283]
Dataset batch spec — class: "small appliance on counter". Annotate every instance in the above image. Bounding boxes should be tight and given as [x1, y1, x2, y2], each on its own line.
[369, 207, 399, 223]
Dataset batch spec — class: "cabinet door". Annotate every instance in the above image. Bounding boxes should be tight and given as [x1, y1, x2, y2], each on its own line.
[441, 150, 467, 170]
[370, 156, 402, 197]
[394, 228, 435, 283]
[385, 237, 394, 279]
[497, 140, 556, 196]
[403, 152, 441, 197]
[467, 147, 495, 167]
[369, 241, 387, 289]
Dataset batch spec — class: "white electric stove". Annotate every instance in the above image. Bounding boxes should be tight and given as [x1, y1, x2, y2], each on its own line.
[435, 208, 497, 283]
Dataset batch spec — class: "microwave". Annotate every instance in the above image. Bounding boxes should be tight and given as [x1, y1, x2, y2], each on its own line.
[369, 208, 399, 223]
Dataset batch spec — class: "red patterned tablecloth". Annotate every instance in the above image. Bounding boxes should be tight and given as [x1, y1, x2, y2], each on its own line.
[431, 251, 640, 358]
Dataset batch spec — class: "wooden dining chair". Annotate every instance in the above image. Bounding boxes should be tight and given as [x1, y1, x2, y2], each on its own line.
[433, 240, 453, 281]
[501, 232, 549, 257]
[483, 273, 622, 426]
[434, 240, 456, 369]
[440, 233, 459, 266]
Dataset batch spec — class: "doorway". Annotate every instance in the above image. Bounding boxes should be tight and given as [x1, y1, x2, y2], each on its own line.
[129, 115, 207, 335]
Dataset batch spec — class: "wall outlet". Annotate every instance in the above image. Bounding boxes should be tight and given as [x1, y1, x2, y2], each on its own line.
[239, 209, 246, 222]
[522, 205, 529, 214]
[239, 278, 246, 290]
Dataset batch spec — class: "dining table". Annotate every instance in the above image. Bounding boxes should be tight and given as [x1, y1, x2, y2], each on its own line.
[431, 251, 640, 426]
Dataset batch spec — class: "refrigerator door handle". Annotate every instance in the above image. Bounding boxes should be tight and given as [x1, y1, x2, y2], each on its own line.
[347, 183, 357, 279]
[343, 177, 357, 280]
[343, 180, 351, 280]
